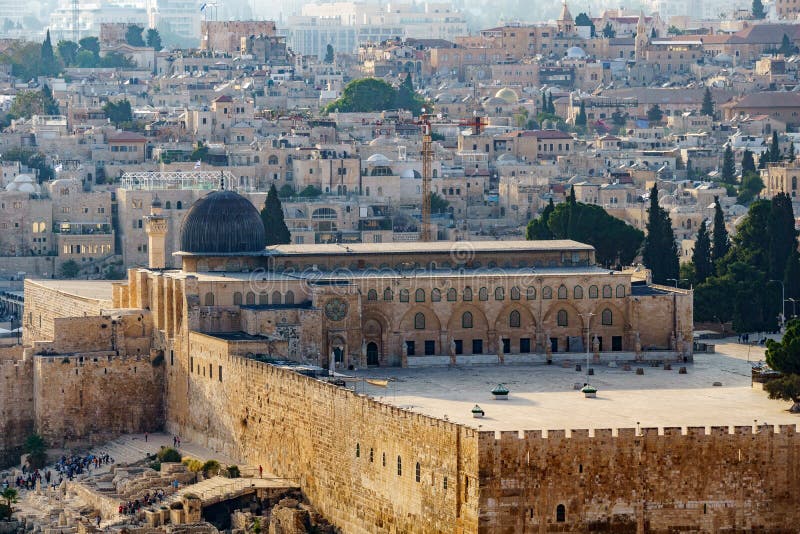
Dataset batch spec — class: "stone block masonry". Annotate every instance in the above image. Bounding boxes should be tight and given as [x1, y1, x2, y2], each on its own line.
[0, 347, 33, 467]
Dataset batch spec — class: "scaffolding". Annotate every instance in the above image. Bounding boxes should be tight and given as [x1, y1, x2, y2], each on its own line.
[120, 171, 242, 191]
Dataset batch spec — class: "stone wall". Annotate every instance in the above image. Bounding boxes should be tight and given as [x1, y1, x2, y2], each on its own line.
[0, 346, 33, 467]
[23, 280, 112, 344]
[477, 426, 800, 532]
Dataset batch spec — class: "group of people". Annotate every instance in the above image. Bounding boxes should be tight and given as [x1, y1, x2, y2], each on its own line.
[2, 452, 115, 492]
[52, 453, 114, 482]
[737, 333, 768, 345]
[118, 490, 166, 516]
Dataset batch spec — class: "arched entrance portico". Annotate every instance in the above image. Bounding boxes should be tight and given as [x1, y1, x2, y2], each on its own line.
[366, 342, 379, 366]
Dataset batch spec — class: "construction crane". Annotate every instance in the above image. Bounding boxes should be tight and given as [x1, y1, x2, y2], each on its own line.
[420, 111, 433, 242]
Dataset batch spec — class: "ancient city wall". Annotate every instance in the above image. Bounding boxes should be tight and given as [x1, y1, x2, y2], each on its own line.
[168, 340, 480, 534]
[477, 426, 800, 532]
[0, 346, 33, 467]
[23, 280, 112, 344]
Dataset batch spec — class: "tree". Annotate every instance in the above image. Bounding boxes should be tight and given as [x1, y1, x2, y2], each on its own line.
[9, 89, 57, 119]
[758, 151, 768, 169]
[146, 28, 162, 50]
[0, 148, 54, 182]
[741, 149, 756, 173]
[57, 40, 79, 67]
[323, 78, 424, 115]
[547, 92, 555, 114]
[575, 101, 587, 127]
[0, 487, 18, 519]
[574, 12, 595, 37]
[429, 192, 449, 214]
[24, 433, 47, 467]
[41, 84, 59, 115]
[261, 184, 291, 246]
[125, 24, 146, 47]
[78, 36, 100, 57]
[770, 131, 781, 162]
[642, 183, 679, 284]
[752, 0, 766, 19]
[779, 33, 798, 56]
[711, 195, 729, 268]
[60, 260, 80, 279]
[102, 99, 133, 127]
[721, 145, 736, 184]
[602, 22, 615, 38]
[395, 72, 418, 112]
[701, 87, 715, 117]
[526, 198, 555, 240]
[692, 220, 713, 284]
[789, 140, 796, 162]
[75, 50, 98, 68]
[764, 318, 800, 412]
[100, 51, 136, 68]
[40, 29, 57, 75]
[646, 104, 663, 122]
[768, 192, 798, 281]
[191, 141, 209, 163]
[784, 248, 800, 311]
[737, 171, 764, 204]
[324, 43, 334, 63]
[297, 185, 321, 197]
[651, 27, 657, 38]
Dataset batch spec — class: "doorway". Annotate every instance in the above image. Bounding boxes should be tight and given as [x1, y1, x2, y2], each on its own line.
[367, 342, 379, 366]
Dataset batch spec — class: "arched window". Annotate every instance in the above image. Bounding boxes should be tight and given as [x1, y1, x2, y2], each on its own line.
[463, 287, 473, 301]
[246, 291, 255, 305]
[204, 292, 214, 306]
[369, 448, 374, 462]
[176, 201, 183, 210]
[383, 288, 393, 301]
[462, 311, 473, 328]
[259, 293, 268, 305]
[510, 310, 521, 328]
[601, 308, 613, 325]
[272, 291, 282, 305]
[285, 291, 295, 304]
[414, 312, 426, 330]
[602, 285, 612, 298]
[431, 288, 441, 302]
[165, 200, 171, 209]
[415, 288, 425, 302]
[574, 286, 583, 299]
[616, 284, 626, 298]
[367, 289, 377, 301]
[495, 287, 504, 300]
[793, 176, 797, 190]
[268, 155, 279, 165]
[415, 462, 421, 482]
[447, 288, 457, 301]
[557, 310, 568, 327]
[233, 292, 243, 305]
[511, 286, 520, 300]
[556, 504, 566, 522]
[589, 285, 599, 298]
[557, 285, 568, 299]
[526, 287, 536, 300]
[479, 287, 488, 301]
[397, 456, 402, 476]
[542, 286, 552, 299]
[400, 289, 409, 302]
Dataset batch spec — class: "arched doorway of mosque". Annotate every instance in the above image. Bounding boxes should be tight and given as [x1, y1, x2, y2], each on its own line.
[367, 342, 379, 366]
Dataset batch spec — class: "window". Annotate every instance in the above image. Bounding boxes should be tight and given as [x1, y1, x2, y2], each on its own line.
[556, 504, 566, 522]
[367, 289, 377, 301]
[495, 287, 504, 300]
[406, 341, 415, 356]
[400, 289, 409, 302]
[383, 288, 393, 301]
[415, 462, 421, 482]
[542, 286, 552, 299]
[356, 443, 360, 458]
[259, 293, 268, 304]
[218, 365, 222, 382]
[557, 285, 568, 299]
[233, 292, 243, 305]
[246, 292, 255, 305]
[369, 448, 374, 462]
[462, 312, 473, 328]
[204, 292, 214, 306]
[176, 201, 183, 209]
[520, 338, 531, 353]
[414, 312, 426, 330]
[272, 291, 281, 304]
[589, 285, 599, 298]
[603, 285, 612, 298]
[431, 288, 441, 302]
[424, 340, 435, 355]
[447, 288, 457, 301]
[511, 286, 520, 300]
[616, 285, 626, 298]
[285, 291, 295, 304]
[472, 339, 483, 354]
[601, 308, 613, 325]
[479, 287, 488, 301]
[397, 456, 402, 476]
[382, 452, 386, 466]
[415, 288, 425, 302]
[526, 287, 536, 300]
[443, 477, 448, 490]
[557, 310, 568, 327]
[510, 310, 521, 328]
[574, 286, 583, 299]
[268, 155, 279, 165]
[463, 287, 473, 301]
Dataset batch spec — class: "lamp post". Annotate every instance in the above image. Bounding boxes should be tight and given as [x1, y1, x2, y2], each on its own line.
[579, 312, 595, 378]
[667, 278, 688, 288]
[770, 279, 785, 327]
[788, 298, 797, 319]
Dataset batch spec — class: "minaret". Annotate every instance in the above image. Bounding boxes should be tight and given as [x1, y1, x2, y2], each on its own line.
[145, 196, 168, 269]
[635, 11, 648, 61]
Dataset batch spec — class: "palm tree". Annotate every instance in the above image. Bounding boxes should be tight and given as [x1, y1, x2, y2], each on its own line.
[1, 487, 18, 511]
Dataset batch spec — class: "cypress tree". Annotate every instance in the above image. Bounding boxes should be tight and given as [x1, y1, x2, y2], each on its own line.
[784, 248, 800, 307]
[575, 101, 587, 126]
[768, 192, 798, 281]
[692, 220, 713, 284]
[770, 131, 781, 162]
[741, 149, 756, 173]
[642, 183, 680, 285]
[547, 92, 555, 114]
[261, 184, 291, 245]
[790, 140, 796, 162]
[41, 30, 57, 76]
[721, 144, 736, 183]
[758, 151, 768, 169]
[711, 195, 729, 267]
[701, 87, 714, 117]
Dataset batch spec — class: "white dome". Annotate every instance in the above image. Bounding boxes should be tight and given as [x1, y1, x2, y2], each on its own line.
[400, 168, 416, 179]
[17, 183, 37, 193]
[13, 174, 34, 183]
[5, 182, 17, 191]
[366, 153, 391, 163]
[566, 46, 587, 58]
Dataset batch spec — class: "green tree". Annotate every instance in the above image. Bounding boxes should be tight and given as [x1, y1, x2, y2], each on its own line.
[395, 72, 419, 112]
[651, 27, 657, 38]
[753, 0, 766, 18]
[125, 24, 146, 47]
[324, 78, 424, 115]
[642, 183, 679, 284]
[57, 40, 79, 67]
[692, 220, 713, 284]
[41, 84, 59, 114]
[324, 43, 334, 63]
[429, 192, 449, 214]
[575, 101, 587, 127]
[701, 86, 715, 117]
[75, 50, 98, 68]
[602, 22, 615, 38]
[0, 487, 18, 519]
[60, 259, 80, 279]
[737, 171, 764, 204]
[779, 34, 797, 55]
[764, 318, 800, 412]
[758, 150, 768, 169]
[40, 29, 57, 75]
[721, 144, 736, 183]
[277, 184, 295, 198]
[297, 185, 321, 197]
[547, 92, 555, 114]
[1, 148, 54, 182]
[24, 433, 47, 467]
[157, 447, 182, 462]
[9, 89, 57, 119]
[711, 195, 729, 268]
[668, 25, 684, 35]
[261, 184, 291, 246]
[784, 248, 800, 311]
[191, 141, 210, 163]
[575, 12, 595, 36]
[646, 104, 663, 122]
[78, 36, 100, 57]
[100, 51, 136, 68]
[741, 148, 756, 173]
[770, 131, 781, 162]
[789, 140, 796, 162]
[768, 192, 798, 281]
[526, 198, 555, 240]
[102, 99, 133, 127]
[146, 28, 162, 50]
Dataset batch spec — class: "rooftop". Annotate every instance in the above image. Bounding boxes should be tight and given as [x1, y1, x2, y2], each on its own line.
[265, 240, 594, 256]
[350, 340, 796, 431]
[28, 279, 114, 302]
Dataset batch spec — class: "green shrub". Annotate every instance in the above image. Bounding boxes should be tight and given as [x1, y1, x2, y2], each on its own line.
[24, 434, 47, 468]
[0, 503, 11, 520]
[157, 447, 182, 463]
[148, 461, 161, 471]
[183, 458, 204, 472]
[227, 465, 240, 478]
[201, 459, 221, 476]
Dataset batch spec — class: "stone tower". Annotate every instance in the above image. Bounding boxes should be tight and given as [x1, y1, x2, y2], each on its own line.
[635, 11, 648, 61]
[145, 196, 168, 269]
[557, 1, 574, 35]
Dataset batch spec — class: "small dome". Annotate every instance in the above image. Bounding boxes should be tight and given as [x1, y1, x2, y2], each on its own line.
[13, 174, 34, 183]
[17, 183, 37, 193]
[496, 153, 519, 165]
[179, 190, 266, 254]
[566, 46, 587, 58]
[366, 153, 391, 163]
[494, 87, 519, 104]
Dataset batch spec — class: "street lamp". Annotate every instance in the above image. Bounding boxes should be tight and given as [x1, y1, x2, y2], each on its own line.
[769, 280, 785, 327]
[788, 298, 797, 318]
[667, 278, 688, 288]
[579, 312, 595, 379]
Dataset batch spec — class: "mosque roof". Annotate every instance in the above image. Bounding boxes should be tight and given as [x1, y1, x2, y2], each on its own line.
[179, 190, 266, 254]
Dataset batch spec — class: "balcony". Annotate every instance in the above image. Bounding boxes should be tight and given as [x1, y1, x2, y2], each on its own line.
[53, 223, 113, 235]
